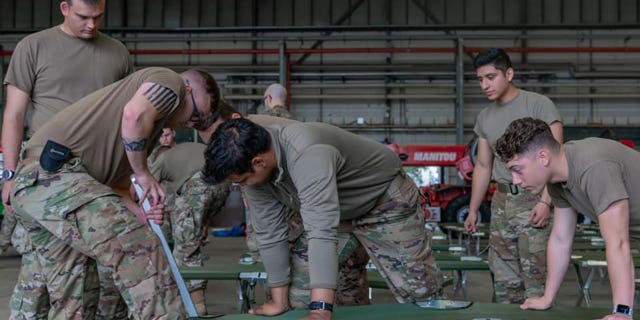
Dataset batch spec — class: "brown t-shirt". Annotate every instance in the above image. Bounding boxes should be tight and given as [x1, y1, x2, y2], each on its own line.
[4, 26, 134, 136]
[150, 142, 205, 192]
[474, 89, 561, 183]
[547, 138, 640, 239]
[26, 67, 185, 185]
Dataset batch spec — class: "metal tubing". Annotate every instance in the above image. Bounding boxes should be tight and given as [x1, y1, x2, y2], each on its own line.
[455, 38, 464, 145]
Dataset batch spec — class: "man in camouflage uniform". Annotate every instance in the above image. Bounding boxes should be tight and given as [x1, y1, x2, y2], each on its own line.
[260, 83, 294, 119]
[210, 102, 371, 308]
[1, 0, 135, 318]
[203, 118, 442, 320]
[10, 67, 219, 319]
[150, 139, 231, 315]
[463, 48, 563, 303]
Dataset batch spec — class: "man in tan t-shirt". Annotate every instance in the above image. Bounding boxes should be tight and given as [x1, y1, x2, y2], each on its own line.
[9, 67, 219, 319]
[463, 48, 563, 304]
[496, 118, 639, 320]
[1, 0, 134, 318]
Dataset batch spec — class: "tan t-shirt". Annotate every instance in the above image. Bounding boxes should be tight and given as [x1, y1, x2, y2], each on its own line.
[4, 26, 134, 136]
[547, 138, 640, 239]
[474, 89, 561, 183]
[150, 142, 205, 192]
[26, 67, 185, 185]
[244, 122, 401, 289]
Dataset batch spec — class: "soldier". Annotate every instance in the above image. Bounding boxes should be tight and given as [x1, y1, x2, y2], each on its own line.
[209, 102, 371, 308]
[9, 67, 219, 319]
[147, 128, 176, 166]
[496, 118, 638, 320]
[463, 48, 563, 303]
[260, 83, 294, 119]
[1, 0, 134, 318]
[203, 118, 442, 320]
[150, 139, 231, 315]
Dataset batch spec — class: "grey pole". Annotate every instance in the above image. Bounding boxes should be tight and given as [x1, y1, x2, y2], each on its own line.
[455, 38, 465, 145]
[279, 41, 287, 86]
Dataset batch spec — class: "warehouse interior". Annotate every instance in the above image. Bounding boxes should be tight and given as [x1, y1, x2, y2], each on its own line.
[0, 0, 639, 318]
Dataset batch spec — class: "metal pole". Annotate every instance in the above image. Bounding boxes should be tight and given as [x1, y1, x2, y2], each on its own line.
[279, 41, 287, 86]
[455, 38, 464, 145]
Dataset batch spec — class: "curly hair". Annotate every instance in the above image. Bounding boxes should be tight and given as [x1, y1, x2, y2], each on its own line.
[473, 47, 513, 74]
[202, 118, 271, 184]
[495, 117, 560, 163]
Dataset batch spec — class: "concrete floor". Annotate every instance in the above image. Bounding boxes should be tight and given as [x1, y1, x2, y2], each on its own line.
[0, 235, 618, 317]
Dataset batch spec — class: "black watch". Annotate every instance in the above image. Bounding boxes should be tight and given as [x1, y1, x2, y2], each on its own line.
[308, 301, 333, 312]
[612, 304, 633, 317]
[2, 169, 15, 181]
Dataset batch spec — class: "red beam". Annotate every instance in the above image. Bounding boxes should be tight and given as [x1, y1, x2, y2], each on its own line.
[4, 47, 640, 57]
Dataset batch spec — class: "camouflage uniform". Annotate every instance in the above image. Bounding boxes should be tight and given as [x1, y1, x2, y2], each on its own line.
[11, 158, 185, 319]
[260, 105, 293, 119]
[489, 189, 549, 303]
[166, 171, 230, 291]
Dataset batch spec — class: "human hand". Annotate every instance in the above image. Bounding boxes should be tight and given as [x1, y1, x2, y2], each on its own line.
[464, 211, 478, 233]
[248, 300, 290, 316]
[2, 180, 14, 214]
[133, 171, 165, 206]
[520, 296, 552, 310]
[301, 310, 332, 320]
[599, 314, 633, 320]
[529, 202, 551, 228]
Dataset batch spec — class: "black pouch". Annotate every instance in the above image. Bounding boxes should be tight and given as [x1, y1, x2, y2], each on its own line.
[40, 140, 71, 172]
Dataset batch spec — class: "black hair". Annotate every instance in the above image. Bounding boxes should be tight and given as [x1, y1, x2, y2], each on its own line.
[473, 47, 513, 74]
[202, 118, 271, 184]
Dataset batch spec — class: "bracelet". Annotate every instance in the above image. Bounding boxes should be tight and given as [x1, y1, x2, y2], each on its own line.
[538, 199, 552, 208]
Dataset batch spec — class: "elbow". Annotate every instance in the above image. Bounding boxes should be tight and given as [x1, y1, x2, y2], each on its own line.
[122, 106, 143, 127]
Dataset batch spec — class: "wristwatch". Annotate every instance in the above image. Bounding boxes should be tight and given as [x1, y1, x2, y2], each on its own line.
[612, 304, 633, 317]
[2, 169, 15, 181]
[308, 301, 333, 312]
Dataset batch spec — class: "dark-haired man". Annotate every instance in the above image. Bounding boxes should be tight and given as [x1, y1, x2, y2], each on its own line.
[10, 67, 218, 319]
[463, 47, 563, 303]
[203, 118, 442, 320]
[496, 117, 638, 320]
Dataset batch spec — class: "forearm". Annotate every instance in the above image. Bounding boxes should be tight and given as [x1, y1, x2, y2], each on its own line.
[261, 240, 292, 288]
[542, 236, 572, 303]
[469, 164, 492, 213]
[606, 240, 635, 307]
[308, 238, 339, 289]
[121, 106, 154, 175]
[1, 88, 29, 169]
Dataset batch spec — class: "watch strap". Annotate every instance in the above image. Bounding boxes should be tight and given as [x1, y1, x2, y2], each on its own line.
[308, 301, 333, 312]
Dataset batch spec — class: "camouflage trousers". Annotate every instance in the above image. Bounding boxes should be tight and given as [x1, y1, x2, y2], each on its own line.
[346, 171, 443, 303]
[489, 189, 550, 304]
[11, 158, 185, 319]
[163, 172, 231, 292]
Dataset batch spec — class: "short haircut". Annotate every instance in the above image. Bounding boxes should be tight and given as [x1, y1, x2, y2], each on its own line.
[495, 117, 560, 163]
[264, 83, 287, 101]
[65, 0, 103, 6]
[202, 118, 271, 184]
[191, 68, 221, 112]
[473, 47, 513, 74]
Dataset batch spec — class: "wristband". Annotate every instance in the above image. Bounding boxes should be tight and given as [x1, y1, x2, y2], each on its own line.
[309, 301, 333, 312]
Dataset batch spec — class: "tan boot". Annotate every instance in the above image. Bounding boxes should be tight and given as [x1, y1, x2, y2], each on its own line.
[190, 289, 207, 315]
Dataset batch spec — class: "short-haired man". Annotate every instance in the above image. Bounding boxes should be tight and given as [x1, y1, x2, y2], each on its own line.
[10, 67, 218, 318]
[496, 117, 638, 320]
[1, 0, 134, 318]
[204, 118, 442, 320]
[260, 83, 293, 119]
[148, 128, 177, 166]
[463, 48, 563, 303]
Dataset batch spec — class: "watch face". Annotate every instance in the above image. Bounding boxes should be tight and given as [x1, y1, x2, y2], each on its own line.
[2, 170, 14, 180]
[615, 304, 631, 314]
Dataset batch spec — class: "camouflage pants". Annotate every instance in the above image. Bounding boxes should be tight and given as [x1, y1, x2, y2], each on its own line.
[277, 171, 442, 306]
[165, 172, 230, 292]
[11, 158, 185, 319]
[489, 189, 550, 304]
[348, 171, 443, 303]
